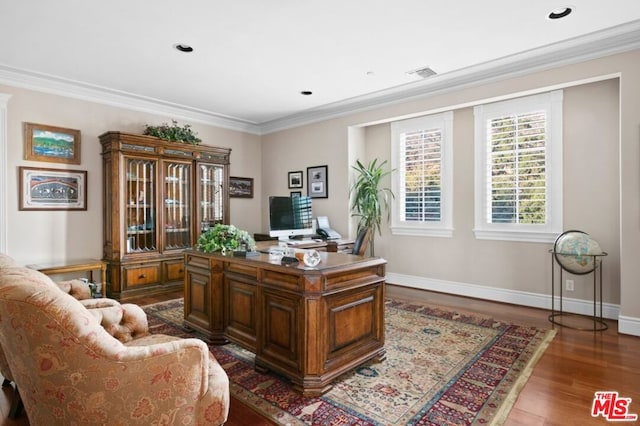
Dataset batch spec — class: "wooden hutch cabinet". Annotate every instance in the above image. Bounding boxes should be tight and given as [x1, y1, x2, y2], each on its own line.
[100, 131, 231, 300]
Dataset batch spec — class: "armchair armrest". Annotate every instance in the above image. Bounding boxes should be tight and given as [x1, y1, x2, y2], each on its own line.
[56, 279, 92, 300]
[63, 321, 228, 424]
[121, 336, 214, 396]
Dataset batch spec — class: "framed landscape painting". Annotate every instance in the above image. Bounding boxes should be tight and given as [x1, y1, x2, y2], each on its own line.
[229, 176, 254, 198]
[23, 122, 81, 164]
[19, 167, 87, 211]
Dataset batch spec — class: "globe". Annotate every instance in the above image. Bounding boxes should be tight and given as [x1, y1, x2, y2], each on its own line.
[303, 249, 322, 267]
[554, 230, 603, 275]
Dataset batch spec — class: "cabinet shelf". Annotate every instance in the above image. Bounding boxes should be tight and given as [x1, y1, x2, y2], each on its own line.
[165, 228, 189, 233]
[127, 230, 154, 235]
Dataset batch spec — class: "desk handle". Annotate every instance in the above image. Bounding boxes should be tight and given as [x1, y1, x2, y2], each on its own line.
[138, 273, 146, 279]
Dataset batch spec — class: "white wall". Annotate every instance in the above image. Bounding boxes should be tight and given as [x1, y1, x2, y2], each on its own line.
[363, 80, 619, 298]
[261, 50, 640, 335]
[0, 84, 262, 265]
[260, 119, 353, 236]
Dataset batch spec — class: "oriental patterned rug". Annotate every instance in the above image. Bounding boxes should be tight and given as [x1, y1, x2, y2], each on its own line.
[144, 298, 555, 425]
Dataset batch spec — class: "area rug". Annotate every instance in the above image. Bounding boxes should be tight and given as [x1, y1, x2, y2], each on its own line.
[144, 298, 555, 425]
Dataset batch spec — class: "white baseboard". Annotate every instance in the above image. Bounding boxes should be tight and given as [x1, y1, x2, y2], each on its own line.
[385, 272, 640, 337]
[618, 315, 640, 336]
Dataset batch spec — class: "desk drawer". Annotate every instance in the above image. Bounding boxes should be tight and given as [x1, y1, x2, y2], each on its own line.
[124, 264, 160, 287]
[226, 262, 258, 279]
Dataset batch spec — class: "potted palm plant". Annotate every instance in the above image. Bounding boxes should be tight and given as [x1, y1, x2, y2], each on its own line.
[350, 159, 394, 256]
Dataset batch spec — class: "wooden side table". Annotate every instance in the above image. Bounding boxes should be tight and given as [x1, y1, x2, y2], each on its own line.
[27, 259, 107, 289]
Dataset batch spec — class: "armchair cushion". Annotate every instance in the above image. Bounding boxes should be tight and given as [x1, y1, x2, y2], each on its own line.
[57, 279, 150, 343]
[87, 302, 150, 342]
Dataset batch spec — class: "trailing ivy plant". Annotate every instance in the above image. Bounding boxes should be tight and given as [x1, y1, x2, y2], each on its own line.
[143, 120, 202, 145]
[350, 159, 395, 256]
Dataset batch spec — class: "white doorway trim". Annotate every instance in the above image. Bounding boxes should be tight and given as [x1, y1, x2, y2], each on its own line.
[0, 93, 11, 253]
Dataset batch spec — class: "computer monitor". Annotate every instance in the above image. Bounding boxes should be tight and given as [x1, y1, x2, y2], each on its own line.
[268, 196, 314, 241]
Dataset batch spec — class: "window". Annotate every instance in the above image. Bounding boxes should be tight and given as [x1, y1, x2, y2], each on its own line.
[474, 90, 563, 242]
[391, 111, 453, 237]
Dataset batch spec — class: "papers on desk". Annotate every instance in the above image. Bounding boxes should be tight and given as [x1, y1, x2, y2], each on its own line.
[286, 239, 314, 245]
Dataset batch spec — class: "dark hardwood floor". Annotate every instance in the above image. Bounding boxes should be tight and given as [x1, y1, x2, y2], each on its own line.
[1, 285, 638, 425]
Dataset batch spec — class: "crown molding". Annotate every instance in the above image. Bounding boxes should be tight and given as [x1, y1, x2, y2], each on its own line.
[0, 66, 263, 135]
[260, 20, 640, 134]
[1, 20, 639, 136]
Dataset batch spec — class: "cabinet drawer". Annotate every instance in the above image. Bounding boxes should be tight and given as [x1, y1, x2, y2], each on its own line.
[124, 264, 161, 287]
[164, 260, 185, 282]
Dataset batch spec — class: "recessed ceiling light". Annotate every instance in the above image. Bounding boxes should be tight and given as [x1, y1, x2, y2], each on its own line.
[300, 91, 313, 96]
[548, 7, 573, 20]
[174, 44, 194, 53]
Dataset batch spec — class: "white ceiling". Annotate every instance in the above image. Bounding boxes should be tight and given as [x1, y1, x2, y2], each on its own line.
[2, 1, 640, 134]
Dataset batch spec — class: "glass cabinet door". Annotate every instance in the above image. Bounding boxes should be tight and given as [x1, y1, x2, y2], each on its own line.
[163, 161, 192, 250]
[125, 158, 157, 253]
[198, 163, 225, 232]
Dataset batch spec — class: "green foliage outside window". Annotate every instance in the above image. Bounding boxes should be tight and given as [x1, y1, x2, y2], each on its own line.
[489, 112, 546, 224]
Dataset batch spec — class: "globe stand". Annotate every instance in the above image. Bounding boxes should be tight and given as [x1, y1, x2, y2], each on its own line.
[549, 250, 608, 331]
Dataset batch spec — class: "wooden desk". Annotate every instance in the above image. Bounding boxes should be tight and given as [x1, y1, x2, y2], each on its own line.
[184, 249, 386, 396]
[27, 258, 107, 286]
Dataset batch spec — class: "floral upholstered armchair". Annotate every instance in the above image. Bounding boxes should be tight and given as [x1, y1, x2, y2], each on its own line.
[0, 253, 229, 425]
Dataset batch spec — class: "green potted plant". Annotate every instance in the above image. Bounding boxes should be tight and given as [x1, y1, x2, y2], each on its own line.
[143, 120, 202, 145]
[196, 224, 256, 254]
[350, 159, 394, 256]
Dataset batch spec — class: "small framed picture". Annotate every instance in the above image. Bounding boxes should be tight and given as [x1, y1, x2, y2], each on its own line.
[229, 176, 254, 198]
[290, 191, 302, 197]
[307, 165, 328, 198]
[23, 122, 81, 165]
[19, 166, 87, 210]
[288, 170, 303, 189]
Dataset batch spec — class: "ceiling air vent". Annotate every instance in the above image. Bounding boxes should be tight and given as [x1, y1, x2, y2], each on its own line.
[407, 66, 437, 79]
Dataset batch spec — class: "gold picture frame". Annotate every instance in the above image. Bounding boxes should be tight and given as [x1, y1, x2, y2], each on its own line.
[19, 166, 87, 211]
[23, 122, 81, 164]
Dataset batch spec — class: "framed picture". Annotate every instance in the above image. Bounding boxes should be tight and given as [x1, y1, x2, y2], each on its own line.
[290, 191, 302, 197]
[19, 166, 87, 211]
[23, 122, 81, 165]
[288, 170, 303, 189]
[229, 176, 254, 198]
[307, 165, 328, 198]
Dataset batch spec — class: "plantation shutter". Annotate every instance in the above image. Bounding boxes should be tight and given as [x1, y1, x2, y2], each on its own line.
[487, 110, 547, 224]
[400, 128, 442, 222]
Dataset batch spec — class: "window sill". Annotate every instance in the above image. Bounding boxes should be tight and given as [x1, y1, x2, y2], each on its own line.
[390, 226, 453, 238]
[473, 229, 558, 243]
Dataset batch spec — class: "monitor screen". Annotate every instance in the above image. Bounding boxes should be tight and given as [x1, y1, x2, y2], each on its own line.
[268, 196, 313, 240]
